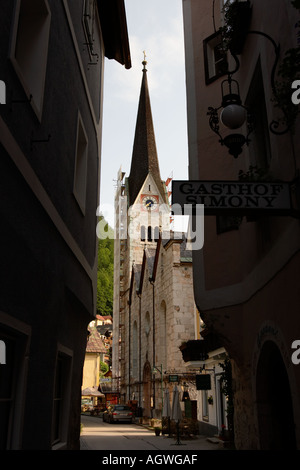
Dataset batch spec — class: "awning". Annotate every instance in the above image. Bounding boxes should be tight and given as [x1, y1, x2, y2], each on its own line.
[81, 387, 104, 397]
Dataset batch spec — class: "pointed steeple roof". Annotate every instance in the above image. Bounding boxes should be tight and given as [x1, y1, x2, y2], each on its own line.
[128, 57, 167, 206]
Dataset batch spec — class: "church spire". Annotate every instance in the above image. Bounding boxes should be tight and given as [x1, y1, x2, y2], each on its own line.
[128, 55, 167, 206]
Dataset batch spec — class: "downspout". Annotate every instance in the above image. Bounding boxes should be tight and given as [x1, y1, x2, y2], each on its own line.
[150, 278, 155, 413]
[128, 298, 131, 401]
[138, 292, 142, 410]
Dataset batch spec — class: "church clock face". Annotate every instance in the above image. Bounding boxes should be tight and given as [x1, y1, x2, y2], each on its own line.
[141, 194, 159, 211]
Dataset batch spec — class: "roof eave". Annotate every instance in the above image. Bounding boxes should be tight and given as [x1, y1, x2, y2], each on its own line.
[97, 0, 131, 69]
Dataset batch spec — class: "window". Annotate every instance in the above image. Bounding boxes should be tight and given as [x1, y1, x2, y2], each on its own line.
[0, 321, 29, 450]
[203, 31, 228, 84]
[51, 350, 72, 448]
[52, 355, 63, 445]
[216, 375, 227, 430]
[0, 333, 16, 449]
[202, 390, 209, 421]
[145, 312, 150, 336]
[216, 215, 242, 234]
[9, 0, 51, 120]
[154, 226, 160, 241]
[83, 0, 95, 43]
[143, 226, 159, 242]
[73, 113, 88, 214]
[158, 301, 167, 368]
[83, 0, 98, 60]
[132, 321, 138, 377]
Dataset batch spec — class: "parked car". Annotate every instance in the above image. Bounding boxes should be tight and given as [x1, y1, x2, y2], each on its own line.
[81, 398, 93, 413]
[103, 405, 133, 423]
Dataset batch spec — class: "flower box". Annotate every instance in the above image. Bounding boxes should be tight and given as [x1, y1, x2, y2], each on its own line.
[223, 1, 252, 54]
[179, 340, 208, 362]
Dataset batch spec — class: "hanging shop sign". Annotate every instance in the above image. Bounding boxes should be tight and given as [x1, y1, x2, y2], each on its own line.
[172, 180, 293, 216]
[168, 374, 179, 383]
[196, 374, 211, 390]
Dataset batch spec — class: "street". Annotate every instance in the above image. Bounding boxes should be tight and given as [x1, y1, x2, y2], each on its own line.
[80, 415, 224, 451]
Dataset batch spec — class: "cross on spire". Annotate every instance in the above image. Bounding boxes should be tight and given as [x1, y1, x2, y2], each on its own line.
[142, 50, 147, 70]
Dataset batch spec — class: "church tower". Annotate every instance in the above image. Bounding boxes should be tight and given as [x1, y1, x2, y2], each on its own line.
[112, 57, 170, 391]
[126, 56, 170, 268]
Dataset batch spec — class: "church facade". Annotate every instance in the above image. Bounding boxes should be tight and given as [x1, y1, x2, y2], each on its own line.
[112, 60, 197, 418]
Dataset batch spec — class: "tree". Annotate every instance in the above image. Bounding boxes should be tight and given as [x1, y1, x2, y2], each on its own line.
[100, 361, 109, 377]
[97, 217, 114, 317]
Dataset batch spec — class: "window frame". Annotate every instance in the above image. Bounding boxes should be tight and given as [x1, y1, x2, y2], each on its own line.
[82, 0, 99, 60]
[203, 31, 228, 85]
[202, 389, 209, 421]
[51, 346, 72, 449]
[73, 112, 89, 215]
[9, 0, 51, 121]
[0, 313, 30, 450]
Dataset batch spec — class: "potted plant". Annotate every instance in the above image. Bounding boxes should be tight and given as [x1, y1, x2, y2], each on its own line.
[238, 164, 271, 182]
[154, 426, 161, 436]
[219, 424, 228, 440]
[208, 395, 213, 405]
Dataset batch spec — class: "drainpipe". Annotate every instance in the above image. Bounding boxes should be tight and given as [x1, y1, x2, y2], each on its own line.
[150, 279, 155, 413]
[128, 298, 131, 402]
[138, 293, 142, 411]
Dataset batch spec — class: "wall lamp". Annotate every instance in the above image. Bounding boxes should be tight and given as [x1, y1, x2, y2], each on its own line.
[207, 71, 254, 158]
[207, 25, 287, 159]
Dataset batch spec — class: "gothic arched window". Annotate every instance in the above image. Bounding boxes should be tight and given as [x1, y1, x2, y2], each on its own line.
[132, 321, 138, 377]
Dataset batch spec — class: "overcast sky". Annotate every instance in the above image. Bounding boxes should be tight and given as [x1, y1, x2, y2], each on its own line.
[99, 0, 188, 228]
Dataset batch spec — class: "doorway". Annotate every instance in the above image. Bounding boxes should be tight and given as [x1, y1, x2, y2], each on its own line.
[256, 341, 296, 449]
[143, 361, 152, 418]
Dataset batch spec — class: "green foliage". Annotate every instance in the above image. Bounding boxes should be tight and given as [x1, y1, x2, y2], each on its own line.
[219, 358, 234, 439]
[238, 164, 271, 182]
[100, 361, 109, 376]
[219, 358, 233, 401]
[220, 0, 252, 54]
[97, 217, 114, 317]
[273, 44, 300, 132]
[272, 1, 300, 131]
[220, 0, 241, 52]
